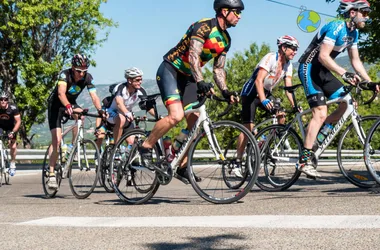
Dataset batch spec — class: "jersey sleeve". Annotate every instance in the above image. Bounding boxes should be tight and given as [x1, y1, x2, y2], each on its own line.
[10, 104, 20, 116]
[86, 74, 96, 93]
[321, 21, 345, 46]
[190, 20, 212, 45]
[257, 53, 274, 73]
[57, 71, 68, 86]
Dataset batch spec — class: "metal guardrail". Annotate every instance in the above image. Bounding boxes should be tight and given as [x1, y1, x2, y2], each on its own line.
[11, 149, 364, 161]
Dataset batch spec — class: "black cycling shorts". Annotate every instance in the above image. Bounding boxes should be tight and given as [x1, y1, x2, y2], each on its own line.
[241, 86, 274, 124]
[156, 61, 198, 109]
[298, 63, 345, 108]
[48, 102, 81, 130]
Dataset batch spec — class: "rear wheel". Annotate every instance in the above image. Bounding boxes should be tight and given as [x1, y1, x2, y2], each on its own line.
[188, 120, 260, 204]
[3, 150, 10, 185]
[68, 139, 100, 199]
[100, 145, 115, 193]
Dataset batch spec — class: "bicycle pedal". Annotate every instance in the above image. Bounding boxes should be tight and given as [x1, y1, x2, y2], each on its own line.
[174, 173, 190, 185]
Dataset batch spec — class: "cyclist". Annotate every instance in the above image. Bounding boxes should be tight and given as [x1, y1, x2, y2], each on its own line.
[137, 0, 243, 183]
[94, 67, 155, 154]
[0, 91, 21, 176]
[46, 53, 105, 190]
[296, 0, 375, 178]
[233, 35, 299, 177]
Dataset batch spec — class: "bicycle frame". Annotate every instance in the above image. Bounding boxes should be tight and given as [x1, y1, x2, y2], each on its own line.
[169, 104, 223, 174]
[280, 92, 365, 162]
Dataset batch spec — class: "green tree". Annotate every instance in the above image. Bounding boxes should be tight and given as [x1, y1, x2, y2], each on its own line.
[0, 0, 116, 147]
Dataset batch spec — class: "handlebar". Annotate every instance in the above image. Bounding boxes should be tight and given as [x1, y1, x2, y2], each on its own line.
[355, 81, 380, 105]
[192, 93, 236, 118]
[59, 107, 102, 123]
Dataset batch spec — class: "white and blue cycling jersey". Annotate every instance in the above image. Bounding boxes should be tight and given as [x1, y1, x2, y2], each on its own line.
[241, 52, 293, 97]
[299, 20, 358, 64]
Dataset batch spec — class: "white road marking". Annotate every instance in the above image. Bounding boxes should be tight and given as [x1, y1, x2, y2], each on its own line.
[17, 215, 380, 228]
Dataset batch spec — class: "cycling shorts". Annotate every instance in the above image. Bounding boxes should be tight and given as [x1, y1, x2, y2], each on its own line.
[156, 61, 198, 110]
[298, 63, 345, 108]
[241, 86, 275, 124]
[48, 103, 81, 130]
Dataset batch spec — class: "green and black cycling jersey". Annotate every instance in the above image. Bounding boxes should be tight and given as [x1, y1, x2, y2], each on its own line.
[48, 68, 96, 106]
[164, 17, 231, 76]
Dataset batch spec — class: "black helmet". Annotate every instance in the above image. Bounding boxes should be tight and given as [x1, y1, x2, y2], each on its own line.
[214, 0, 244, 12]
[71, 54, 90, 68]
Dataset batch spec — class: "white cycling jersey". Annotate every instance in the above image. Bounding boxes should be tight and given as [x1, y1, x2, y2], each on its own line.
[108, 83, 147, 112]
[241, 52, 293, 96]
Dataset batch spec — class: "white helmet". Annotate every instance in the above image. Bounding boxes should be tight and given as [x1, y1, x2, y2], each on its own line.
[277, 35, 299, 49]
[338, 0, 371, 16]
[124, 67, 143, 79]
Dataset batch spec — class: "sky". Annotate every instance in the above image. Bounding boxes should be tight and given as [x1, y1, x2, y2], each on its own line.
[91, 0, 341, 84]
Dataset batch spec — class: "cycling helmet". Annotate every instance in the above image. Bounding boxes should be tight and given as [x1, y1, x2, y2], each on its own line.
[124, 67, 143, 79]
[71, 54, 90, 68]
[0, 92, 8, 99]
[214, 0, 245, 12]
[277, 35, 299, 48]
[338, 0, 371, 16]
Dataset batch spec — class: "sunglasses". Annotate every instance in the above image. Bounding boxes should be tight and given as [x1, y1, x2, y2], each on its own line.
[225, 8, 242, 18]
[359, 10, 370, 17]
[132, 78, 143, 82]
[74, 68, 88, 73]
[288, 45, 298, 51]
[0, 98, 8, 102]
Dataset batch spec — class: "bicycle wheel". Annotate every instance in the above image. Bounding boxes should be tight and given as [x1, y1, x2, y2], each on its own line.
[255, 124, 302, 191]
[42, 144, 62, 198]
[253, 117, 277, 135]
[0, 152, 3, 187]
[187, 120, 260, 204]
[3, 150, 10, 185]
[67, 139, 100, 199]
[100, 145, 115, 193]
[363, 118, 380, 185]
[338, 115, 379, 188]
[110, 129, 160, 205]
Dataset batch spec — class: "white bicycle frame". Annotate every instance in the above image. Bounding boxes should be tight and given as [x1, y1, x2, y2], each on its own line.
[272, 92, 365, 163]
[168, 104, 224, 174]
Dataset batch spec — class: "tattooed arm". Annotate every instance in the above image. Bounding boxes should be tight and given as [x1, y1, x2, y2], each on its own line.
[213, 54, 227, 91]
[189, 39, 204, 82]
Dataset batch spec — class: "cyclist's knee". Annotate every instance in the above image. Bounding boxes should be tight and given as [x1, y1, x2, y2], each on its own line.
[312, 107, 327, 122]
[167, 112, 184, 125]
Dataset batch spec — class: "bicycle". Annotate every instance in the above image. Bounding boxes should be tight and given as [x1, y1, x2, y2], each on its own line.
[97, 127, 116, 193]
[0, 134, 10, 187]
[42, 108, 101, 198]
[110, 93, 260, 204]
[361, 82, 380, 185]
[254, 82, 379, 191]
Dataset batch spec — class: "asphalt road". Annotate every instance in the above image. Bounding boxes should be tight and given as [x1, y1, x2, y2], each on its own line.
[1, 166, 380, 250]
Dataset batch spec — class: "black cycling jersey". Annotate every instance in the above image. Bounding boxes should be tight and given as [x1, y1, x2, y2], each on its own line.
[0, 103, 20, 130]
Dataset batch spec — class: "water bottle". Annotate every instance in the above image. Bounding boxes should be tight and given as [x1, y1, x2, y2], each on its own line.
[163, 136, 174, 162]
[316, 123, 334, 144]
[61, 144, 68, 163]
[65, 144, 73, 161]
[125, 144, 132, 160]
[258, 135, 267, 148]
[171, 129, 189, 154]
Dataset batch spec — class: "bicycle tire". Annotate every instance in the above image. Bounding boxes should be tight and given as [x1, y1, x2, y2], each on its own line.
[253, 117, 277, 135]
[222, 136, 249, 189]
[364, 117, 380, 185]
[110, 129, 160, 205]
[338, 115, 379, 188]
[187, 120, 260, 204]
[0, 151, 3, 187]
[255, 124, 302, 192]
[100, 146, 115, 193]
[42, 144, 62, 198]
[68, 139, 100, 199]
[3, 150, 9, 185]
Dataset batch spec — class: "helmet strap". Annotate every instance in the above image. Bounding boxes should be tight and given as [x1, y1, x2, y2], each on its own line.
[279, 46, 290, 62]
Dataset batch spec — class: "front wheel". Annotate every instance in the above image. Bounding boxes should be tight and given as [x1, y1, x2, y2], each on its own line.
[364, 118, 380, 186]
[187, 120, 260, 204]
[338, 115, 379, 188]
[255, 124, 302, 192]
[42, 144, 62, 198]
[68, 139, 100, 199]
